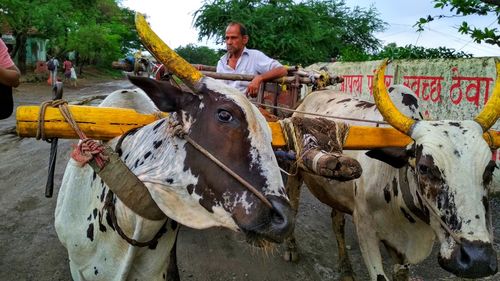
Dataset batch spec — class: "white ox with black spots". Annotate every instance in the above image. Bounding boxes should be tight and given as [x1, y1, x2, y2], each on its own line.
[284, 61, 499, 281]
[54, 23, 294, 279]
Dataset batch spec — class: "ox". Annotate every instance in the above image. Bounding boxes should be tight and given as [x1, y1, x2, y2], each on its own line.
[283, 60, 499, 281]
[54, 14, 294, 281]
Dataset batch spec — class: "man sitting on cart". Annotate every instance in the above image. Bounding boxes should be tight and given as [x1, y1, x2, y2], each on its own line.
[216, 22, 287, 98]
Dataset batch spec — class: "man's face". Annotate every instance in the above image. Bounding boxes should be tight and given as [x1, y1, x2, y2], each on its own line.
[225, 24, 248, 56]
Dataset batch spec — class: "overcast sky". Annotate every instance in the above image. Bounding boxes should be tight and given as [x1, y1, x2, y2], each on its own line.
[121, 0, 499, 57]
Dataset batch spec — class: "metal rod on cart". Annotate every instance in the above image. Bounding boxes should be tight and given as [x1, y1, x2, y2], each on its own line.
[173, 64, 343, 85]
[200, 71, 315, 84]
[193, 64, 299, 73]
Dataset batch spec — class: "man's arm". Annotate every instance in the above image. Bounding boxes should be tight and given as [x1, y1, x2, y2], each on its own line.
[0, 65, 20, 88]
[247, 66, 287, 97]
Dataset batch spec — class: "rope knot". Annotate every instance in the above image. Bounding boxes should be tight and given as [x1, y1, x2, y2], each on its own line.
[71, 139, 109, 168]
[167, 116, 187, 138]
[50, 99, 68, 107]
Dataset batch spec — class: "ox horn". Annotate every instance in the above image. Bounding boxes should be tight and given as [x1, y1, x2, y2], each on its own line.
[135, 13, 203, 90]
[474, 61, 500, 132]
[373, 59, 416, 135]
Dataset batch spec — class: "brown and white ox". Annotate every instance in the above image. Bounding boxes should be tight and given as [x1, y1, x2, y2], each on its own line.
[54, 14, 294, 281]
[283, 61, 499, 281]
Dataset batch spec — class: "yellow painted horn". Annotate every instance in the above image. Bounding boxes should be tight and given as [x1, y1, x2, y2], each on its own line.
[135, 13, 203, 89]
[373, 59, 416, 135]
[474, 61, 500, 132]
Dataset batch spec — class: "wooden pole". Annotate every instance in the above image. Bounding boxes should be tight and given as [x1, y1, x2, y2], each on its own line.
[16, 105, 166, 141]
[17, 105, 499, 150]
[200, 71, 315, 84]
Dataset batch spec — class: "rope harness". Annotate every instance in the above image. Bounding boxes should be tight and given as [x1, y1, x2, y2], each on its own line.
[277, 118, 308, 177]
[278, 117, 351, 177]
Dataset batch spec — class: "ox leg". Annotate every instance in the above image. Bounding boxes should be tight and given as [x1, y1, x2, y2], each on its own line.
[353, 210, 389, 281]
[166, 226, 180, 281]
[382, 241, 410, 281]
[391, 264, 410, 281]
[331, 209, 355, 281]
[283, 173, 303, 262]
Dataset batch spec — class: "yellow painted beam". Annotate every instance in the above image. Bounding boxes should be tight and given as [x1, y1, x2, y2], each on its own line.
[344, 126, 412, 149]
[16, 106, 166, 141]
[16, 105, 500, 150]
[268, 122, 287, 147]
[484, 130, 500, 150]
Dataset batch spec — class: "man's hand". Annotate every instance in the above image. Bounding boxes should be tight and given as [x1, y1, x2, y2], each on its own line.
[0, 66, 20, 88]
[247, 75, 263, 97]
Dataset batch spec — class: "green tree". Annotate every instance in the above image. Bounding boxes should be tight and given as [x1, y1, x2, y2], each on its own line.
[0, 0, 72, 72]
[370, 43, 472, 60]
[193, 0, 386, 65]
[0, 0, 141, 73]
[341, 43, 472, 61]
[415, 0, 500, 47]
[61, 1, 140, 70]
[174, 44, 222, 65]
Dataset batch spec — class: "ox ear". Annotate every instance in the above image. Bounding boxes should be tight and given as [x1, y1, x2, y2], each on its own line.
[365, 147, 414, 168]
[128, 75, 193, 112]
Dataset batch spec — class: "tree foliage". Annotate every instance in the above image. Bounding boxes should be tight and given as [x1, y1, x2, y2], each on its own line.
[174, 44, 223, 65]
[0, 0, 141, 72]
[415, 0, 500, 47]
[193, 0, 386, 65]
[338, 43, 472, 61]
[375, 43, 472, 60]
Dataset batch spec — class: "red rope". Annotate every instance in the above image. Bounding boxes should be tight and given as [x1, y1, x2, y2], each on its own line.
[37, 100, 109, 169]
[71, 138, 109, 168]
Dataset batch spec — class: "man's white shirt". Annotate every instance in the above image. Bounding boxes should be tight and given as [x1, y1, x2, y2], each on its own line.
[216, 47, 283, 93]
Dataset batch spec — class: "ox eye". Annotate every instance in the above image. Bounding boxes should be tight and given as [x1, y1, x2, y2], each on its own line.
[217, 109, 233, 123]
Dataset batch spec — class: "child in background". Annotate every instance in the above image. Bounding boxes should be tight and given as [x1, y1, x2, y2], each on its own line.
[70, 66, 77, 87]
[63, 59, 72, 83]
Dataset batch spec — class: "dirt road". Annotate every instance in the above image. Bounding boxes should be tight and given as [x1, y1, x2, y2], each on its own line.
[0, 78, 498, 281]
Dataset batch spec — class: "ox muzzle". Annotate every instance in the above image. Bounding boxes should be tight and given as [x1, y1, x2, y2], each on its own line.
[438, 240, 498, 278]
[239, 196, 294, 245]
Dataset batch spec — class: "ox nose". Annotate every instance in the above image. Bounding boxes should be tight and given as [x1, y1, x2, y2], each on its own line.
[438, 240, 498, 278]
[267, 197, 295, 242]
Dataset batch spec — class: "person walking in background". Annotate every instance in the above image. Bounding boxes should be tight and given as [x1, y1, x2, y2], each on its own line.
[0, 36, 21, 119]
[63, 58, 72, 83]
[70, 65, 77, 87]
[47, 55, 59, 87]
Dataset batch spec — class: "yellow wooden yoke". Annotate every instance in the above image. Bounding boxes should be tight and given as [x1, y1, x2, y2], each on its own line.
[16, 105, 500, 150]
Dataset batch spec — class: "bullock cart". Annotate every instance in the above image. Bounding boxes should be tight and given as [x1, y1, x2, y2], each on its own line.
[14, 67, 500, 281]
[13, 10, 500, 281]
